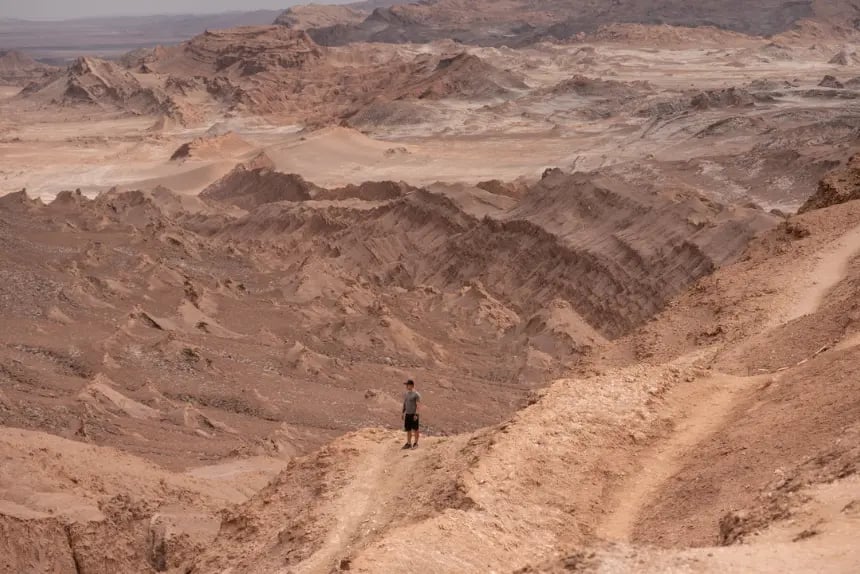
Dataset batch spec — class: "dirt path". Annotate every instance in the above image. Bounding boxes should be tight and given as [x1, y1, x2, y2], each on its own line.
[600, 224, 860, 543]
[782, 224, 860, 324]
[835, 332, 860, 351]
[295, 437, 427, 574]
[598, 373, 753, 541]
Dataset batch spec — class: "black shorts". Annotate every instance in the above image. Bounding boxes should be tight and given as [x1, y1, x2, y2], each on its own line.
[404, 413, 419, 431]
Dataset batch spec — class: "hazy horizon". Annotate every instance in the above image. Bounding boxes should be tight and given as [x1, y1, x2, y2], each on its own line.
[0, 0, 352, 20]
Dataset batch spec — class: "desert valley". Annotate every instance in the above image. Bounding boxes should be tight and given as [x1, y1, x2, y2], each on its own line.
[1, 0, 860, 572]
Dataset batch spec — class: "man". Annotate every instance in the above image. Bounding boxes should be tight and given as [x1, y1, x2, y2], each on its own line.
[402, 379, 421, 449]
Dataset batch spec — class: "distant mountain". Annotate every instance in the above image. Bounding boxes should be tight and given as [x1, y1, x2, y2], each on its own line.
[0, 10, 283, 62]
[273, 1, 404, 30]
[0, 50, 59, 85]
[284, 0, 860, 47]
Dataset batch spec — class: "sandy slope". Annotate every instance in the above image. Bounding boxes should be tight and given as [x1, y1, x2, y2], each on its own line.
[597, 372, 757, 542]
[781, 223, 860, 323]
[185, 196, 860, 574]
[0, 12, 859, 574]
[0, 157, 771, 476]
[0, 427, 286, 574]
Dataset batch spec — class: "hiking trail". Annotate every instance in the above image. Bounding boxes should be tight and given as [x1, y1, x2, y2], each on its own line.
[783, 223, 860, 324]
[598, 372, 753, 541]
[599, 223, 860, 542]
[294, 436, 427, 574]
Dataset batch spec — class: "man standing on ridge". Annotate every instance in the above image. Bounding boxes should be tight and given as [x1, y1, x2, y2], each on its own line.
[402, 379, 421, 449]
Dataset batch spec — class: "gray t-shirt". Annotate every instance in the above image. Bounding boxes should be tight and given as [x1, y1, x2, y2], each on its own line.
[403, 390, 421, 415]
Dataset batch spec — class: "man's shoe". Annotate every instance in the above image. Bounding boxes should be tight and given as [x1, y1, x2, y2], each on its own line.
[402, 443, 412, 450]
[411, 442, 418, 449]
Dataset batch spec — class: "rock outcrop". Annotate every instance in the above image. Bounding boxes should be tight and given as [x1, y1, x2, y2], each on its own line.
[19, 57, 193, 121]
[390, 52, 528, 100]
[799, 154, 860, 213]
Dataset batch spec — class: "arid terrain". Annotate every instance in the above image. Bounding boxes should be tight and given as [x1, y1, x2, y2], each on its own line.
[0, 11, 284, 63]
[1, 1, 859, 573]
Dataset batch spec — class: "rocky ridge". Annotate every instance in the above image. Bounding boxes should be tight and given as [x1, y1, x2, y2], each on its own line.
[800, 154, 860, 213]
[292, 0, 860, 47]
[19, 57, 193, 122]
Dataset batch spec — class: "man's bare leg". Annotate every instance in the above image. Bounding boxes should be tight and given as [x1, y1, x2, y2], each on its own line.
[413, 429, 419, 446]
